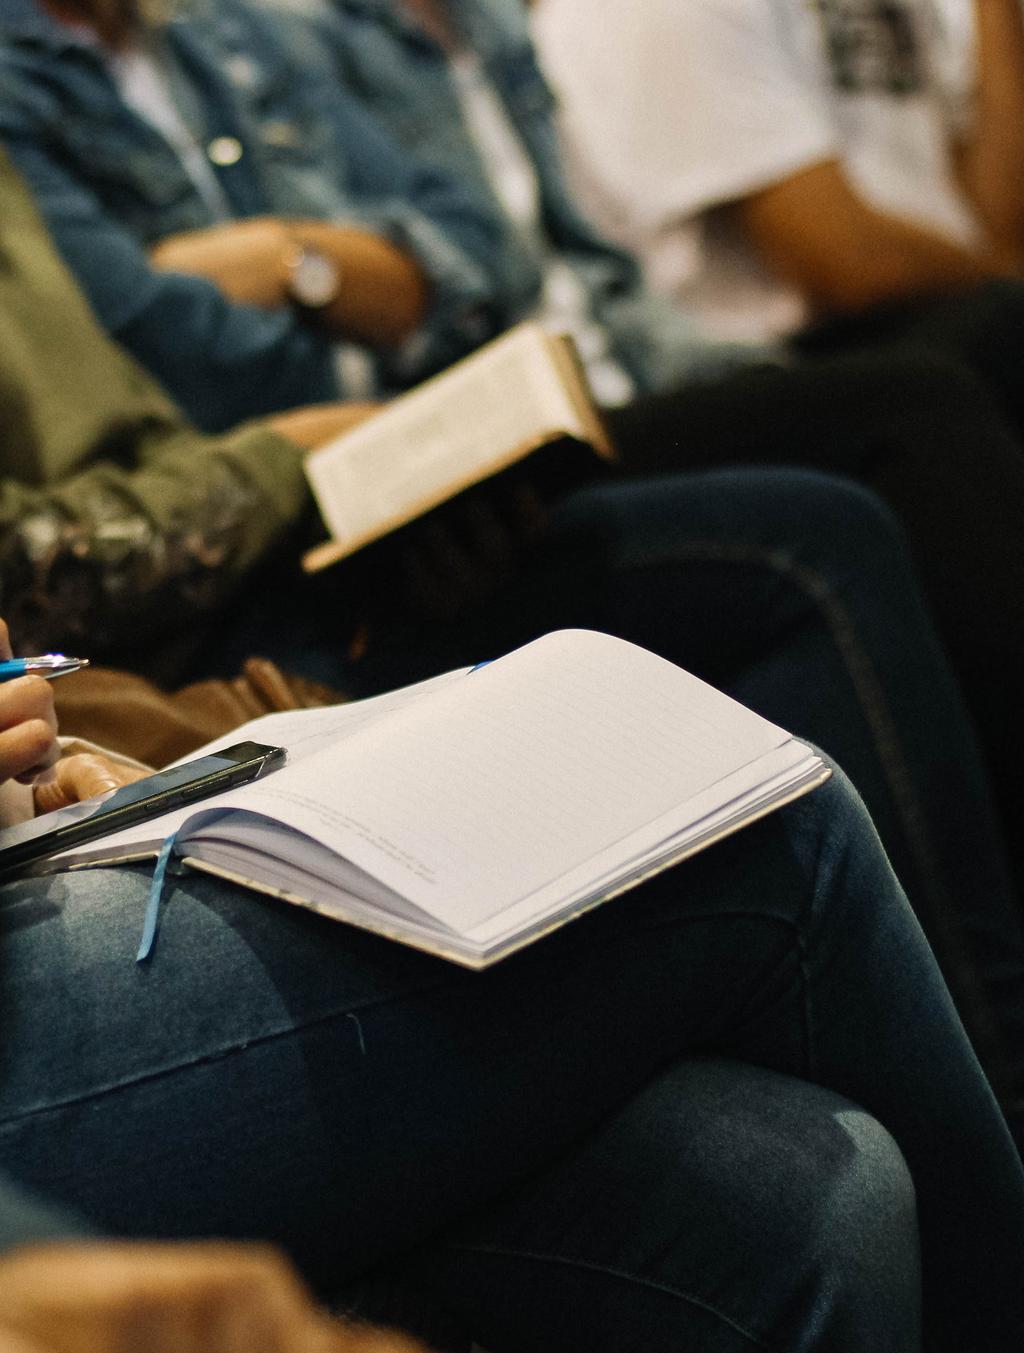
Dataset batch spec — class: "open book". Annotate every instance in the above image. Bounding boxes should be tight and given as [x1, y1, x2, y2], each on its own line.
[56, 631, 829, 968]
[303, 323, 613, 572]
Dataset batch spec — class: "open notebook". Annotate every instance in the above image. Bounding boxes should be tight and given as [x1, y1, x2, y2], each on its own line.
[55, 631, 829, 968]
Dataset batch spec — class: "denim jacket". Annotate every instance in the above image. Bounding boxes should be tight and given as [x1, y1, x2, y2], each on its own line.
[275, 0, 758, 394]
[0, 0, 507, 431]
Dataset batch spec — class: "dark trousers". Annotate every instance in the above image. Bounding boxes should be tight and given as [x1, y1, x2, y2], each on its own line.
[214, 467, 1024, 1147]
[795, 276, 1024, 444]
[1, 767, 1021, 1350]
[607, 344, 1024, 890]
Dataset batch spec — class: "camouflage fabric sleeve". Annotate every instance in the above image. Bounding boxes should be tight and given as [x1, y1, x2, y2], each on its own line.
[0, 422, 310, 655]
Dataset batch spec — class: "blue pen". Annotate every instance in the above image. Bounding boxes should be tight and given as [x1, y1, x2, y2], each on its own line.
[0, 655, 90, 683]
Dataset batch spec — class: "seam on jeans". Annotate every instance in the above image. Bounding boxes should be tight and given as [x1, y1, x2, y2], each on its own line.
[796, 929, 814, 1083]
[633, 541, 1007, 1073]
[641, 539, 943, 904]
[0, 910, 805, 1128]
[0, 976, 452, 1128]
[445, 1241, 773, 1349]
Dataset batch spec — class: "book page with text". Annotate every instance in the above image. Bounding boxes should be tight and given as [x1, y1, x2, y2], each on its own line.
[305, 324, 591, 555]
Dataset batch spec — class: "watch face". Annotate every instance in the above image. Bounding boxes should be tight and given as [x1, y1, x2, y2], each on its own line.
[290, 248, 340, 308]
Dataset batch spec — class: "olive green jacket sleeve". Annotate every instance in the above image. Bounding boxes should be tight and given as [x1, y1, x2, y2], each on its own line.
[0, 149, 310, 653]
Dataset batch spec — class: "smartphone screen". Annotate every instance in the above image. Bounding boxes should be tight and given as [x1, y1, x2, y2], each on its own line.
[0, 740, 286, 876]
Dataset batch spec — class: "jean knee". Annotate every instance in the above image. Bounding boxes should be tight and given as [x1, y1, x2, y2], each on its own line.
[768, 1100, 921, 1349]
[765, 470, 909, 569]
[777, 754, 887, 880]
[707, 1065, 921, 1345]
[818, 1105, 918, 1264]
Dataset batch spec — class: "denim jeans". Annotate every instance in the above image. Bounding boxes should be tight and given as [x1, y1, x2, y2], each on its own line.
[0, 766, 1020, 1350]
[378, 1060, 922, 1353]
[211, 466, 1024, 1143]
[609, 345, 1024, 891]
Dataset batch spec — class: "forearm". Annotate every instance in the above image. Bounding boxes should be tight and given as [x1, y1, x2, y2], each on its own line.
[291, 221, 429, 345]
[956, 0, 1024, 253]
[738, 160, 1020, 314]
[151, 219, 429, 348]
[805, 208, 1014, 310]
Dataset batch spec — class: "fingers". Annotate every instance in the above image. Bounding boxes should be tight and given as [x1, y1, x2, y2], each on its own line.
[0, 677, 59, 785]
[33, 755, 149, 815]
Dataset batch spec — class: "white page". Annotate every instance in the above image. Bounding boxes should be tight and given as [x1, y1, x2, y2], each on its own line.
[171, 630, 794, 933]
[62, 631, 804, 947]
[57, 666, 467, 859]
[464, 745, 828, 949]
[461, 740, 819, 943]
[305, 324, 583, 545]
[163, 667, 465, 767]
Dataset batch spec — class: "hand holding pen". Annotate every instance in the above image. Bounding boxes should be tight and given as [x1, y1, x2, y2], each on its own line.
[0, 619, 66, 786]
[0, 654, 90, 683]
[0, 619, 139, 810]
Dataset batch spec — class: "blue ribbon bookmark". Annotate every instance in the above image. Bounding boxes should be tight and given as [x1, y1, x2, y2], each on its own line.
[136, 829, 183, 963]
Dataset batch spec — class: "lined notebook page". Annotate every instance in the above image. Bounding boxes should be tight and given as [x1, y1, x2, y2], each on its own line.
[68, 668, 467, 858]
[185, 630, 791, 932]
[305, 323, 585, 550]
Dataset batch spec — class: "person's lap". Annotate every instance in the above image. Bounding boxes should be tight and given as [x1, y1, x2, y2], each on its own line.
[350, 467, 1024, 1134]
[0, 767, 1020, 1351]
[161, 466, 1024, 1144]
[274, 466, 1002, 886]
[793, 276, 1024, 439]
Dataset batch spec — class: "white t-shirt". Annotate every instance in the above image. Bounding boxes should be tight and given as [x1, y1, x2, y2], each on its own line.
[533, 0, 982, 343]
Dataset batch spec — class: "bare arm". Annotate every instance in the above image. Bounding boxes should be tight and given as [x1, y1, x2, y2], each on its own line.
[736, 157, 1019, 314]
[952, 0, 1024, 254]
[150, 218, 429, 347]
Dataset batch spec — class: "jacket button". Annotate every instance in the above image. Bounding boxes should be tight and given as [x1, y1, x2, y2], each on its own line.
[208, 136, 244, 166]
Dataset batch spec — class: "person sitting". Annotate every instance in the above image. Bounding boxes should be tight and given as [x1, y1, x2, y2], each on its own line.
[7, 0, 1024, 866]
[2, 121, 1024, 1146]
[0, 614, 1022, 1352]
[259, 0, 1024, 898]
[0, 0, 515, 434]
[533, 0, 1024, 431]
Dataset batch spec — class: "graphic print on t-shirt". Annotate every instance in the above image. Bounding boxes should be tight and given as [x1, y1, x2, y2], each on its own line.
[813, 0, 925, 95]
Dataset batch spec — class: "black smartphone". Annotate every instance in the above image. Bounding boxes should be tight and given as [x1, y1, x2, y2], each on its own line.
[0, 740, 286, 877]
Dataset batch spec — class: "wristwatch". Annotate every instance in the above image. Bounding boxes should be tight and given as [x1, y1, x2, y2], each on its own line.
[287, 244, 341, 309]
